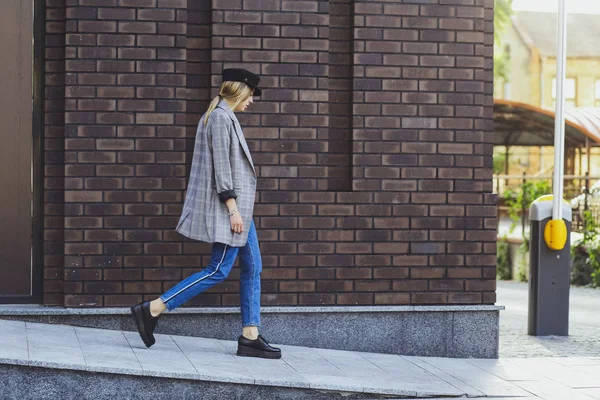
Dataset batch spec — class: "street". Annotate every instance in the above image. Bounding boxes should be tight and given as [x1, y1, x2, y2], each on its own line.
[498, 280, 600, 357]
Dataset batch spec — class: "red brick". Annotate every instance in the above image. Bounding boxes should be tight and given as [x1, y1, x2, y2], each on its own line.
[138, 9, 175, 21]
[412, 293, 448, 304]
[375, 293, 411, 305]
[299, 294, 336, 305]
[243, 0, 279, 10]
[137, 35, 175, 47]
[111, 0, 151, 5]
[449, 292, 482, 304]
[97, 34, 135, 46]
[79, 21, 116, 33]
[98, 8, 135, 20]
[333, 293, 370, 305]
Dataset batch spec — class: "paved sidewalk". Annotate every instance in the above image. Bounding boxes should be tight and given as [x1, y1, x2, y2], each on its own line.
[2, 319, 600, 399]
[498, 280, 600, 358]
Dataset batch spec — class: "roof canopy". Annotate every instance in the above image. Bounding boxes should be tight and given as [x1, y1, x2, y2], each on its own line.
[494, 100, 600, 147]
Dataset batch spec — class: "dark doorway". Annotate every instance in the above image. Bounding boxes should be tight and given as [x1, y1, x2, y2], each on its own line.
[0, 0, 44, 304]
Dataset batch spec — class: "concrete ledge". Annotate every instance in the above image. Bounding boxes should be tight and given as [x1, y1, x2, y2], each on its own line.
[0, 363, 385, 400]
[0, 305, 503, 358]
[0, 304, 504, 315]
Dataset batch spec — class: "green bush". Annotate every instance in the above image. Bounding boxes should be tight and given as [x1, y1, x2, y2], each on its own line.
[570, 211, 600, 287]
[493, 153, 506, 175]
[504, 180, 551, 233]
[497, 237, 511, 280]
[516, 238, 529, 282]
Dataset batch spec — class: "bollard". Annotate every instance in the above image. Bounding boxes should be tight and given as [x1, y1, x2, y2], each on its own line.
[528, 195, 571, 336]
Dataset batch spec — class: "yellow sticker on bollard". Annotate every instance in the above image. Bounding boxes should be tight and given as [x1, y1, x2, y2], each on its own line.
[544, 219, 568, 250]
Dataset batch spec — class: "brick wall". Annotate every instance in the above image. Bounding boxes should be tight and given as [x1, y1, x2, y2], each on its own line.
[44, 0, 67, 305]
[43, 0, 497, 307]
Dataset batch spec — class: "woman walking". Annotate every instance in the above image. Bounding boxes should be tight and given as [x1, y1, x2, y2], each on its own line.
[131, 68, 281, 360]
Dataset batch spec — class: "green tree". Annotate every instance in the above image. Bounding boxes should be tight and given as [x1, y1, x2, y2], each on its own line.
[494, 0, 514, 82]
[493, 152, 506, 174]
[504, 180, 551, 233]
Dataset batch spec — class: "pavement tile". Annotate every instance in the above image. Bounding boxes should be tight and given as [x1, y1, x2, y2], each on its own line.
[506, 358, 600, 388]
[123, 332, 197, 376]
[301, 373, 366, 393]
[571, 365, 600, 380]
[278, 344, 342, 376]
[233, 349, 311, 388]
[466, 358, 541, 381]
[26, 322, 81, 348]
[26, 322, 85, 364]
[171, 335, 230, 356]
[0, 320, 28, 360]
[582, 388, 600, 399]
[404, 356, 485, 397]
[75, 328, 142, 371]
[412, 356, 531, 397]
[27, 345, 86, 365]
[514, 377, 598, 400]
[550, 357, 600, 367]
[315, 347, 387, 378]
[360, 353, 466, 395]
[390, 398, 524, 400]
[0, 347, 28, 360]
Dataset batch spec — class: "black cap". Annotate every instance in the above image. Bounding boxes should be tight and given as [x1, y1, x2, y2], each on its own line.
[222, 68, 262, 97]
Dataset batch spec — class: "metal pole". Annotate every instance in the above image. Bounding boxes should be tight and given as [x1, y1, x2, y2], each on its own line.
[585, 170, 589, 213]
[552, 0, 567, 221]
[527, 0, 570, 337]
[577, 147, 582, 200]
[522, 172, 527, 237]
[586, 137, 591, 181]
[505, 146, 510, 195]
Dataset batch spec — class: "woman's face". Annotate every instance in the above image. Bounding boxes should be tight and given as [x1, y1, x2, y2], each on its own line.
[234, 94, 254, 112]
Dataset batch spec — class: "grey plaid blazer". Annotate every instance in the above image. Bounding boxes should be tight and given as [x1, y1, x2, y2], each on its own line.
[175, 100, 257, 247]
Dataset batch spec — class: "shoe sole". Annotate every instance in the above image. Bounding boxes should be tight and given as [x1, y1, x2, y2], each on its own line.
[237, 344, 281, 359]
[130, 305, 155, 348]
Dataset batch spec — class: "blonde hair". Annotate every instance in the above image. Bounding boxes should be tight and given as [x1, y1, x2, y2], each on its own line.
[204, 81, 253, 126]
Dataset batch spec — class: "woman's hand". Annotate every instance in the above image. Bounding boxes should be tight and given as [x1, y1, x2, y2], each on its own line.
[230, 211, 244, 234]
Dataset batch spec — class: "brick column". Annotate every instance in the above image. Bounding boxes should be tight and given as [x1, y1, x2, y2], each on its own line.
[352, 0, 496, 304]
[62, 0, 187, 307]
[44, 0, 68, 306]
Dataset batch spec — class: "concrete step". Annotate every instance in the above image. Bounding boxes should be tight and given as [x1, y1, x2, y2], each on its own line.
[0, 304, 503, 358]
[0, 319, 479, 400]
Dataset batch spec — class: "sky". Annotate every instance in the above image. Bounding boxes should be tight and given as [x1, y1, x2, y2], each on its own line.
[513, 0, 600, 14]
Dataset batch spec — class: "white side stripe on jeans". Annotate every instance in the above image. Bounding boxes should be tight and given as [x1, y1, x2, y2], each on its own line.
[163, 244, 228, 303]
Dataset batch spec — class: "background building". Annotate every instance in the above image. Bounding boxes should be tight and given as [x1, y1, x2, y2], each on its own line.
[495, 11, 600, 109]
[494, 11, 600, 181]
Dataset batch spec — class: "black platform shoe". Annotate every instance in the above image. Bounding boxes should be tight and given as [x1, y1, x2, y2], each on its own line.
[237, 335, 282, 359]
[130, 301, 159, 348]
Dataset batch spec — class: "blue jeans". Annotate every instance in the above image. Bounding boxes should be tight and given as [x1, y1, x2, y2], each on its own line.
[160, 221, 262, 327]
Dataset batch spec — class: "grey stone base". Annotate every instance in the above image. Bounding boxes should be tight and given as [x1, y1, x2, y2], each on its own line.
[0, 305, 503, 358]
[0, 363, 394, 400]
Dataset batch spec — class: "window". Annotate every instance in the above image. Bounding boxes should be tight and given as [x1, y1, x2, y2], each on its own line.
[552, 77, 576, 109]
[503, 82, 511, 99]
[595, 80, 600, 107]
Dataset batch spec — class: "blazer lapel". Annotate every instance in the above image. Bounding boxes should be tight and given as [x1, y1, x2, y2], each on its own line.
[217, 101, 256, 174]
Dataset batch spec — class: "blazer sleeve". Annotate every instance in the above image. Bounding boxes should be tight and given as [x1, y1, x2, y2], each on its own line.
[209, 112, 237, 203]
